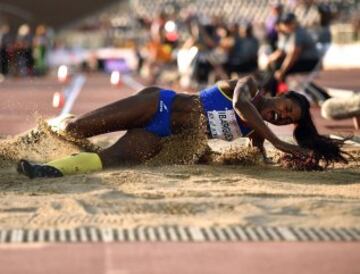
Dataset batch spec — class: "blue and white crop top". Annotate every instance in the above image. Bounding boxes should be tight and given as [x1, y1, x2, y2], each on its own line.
[199, 84, 254, 141]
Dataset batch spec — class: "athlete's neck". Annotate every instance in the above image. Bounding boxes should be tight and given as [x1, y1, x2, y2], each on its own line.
[253, 96, 267, 113]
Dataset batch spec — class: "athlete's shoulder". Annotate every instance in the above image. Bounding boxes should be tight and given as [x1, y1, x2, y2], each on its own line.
[217, 76, 258, 99]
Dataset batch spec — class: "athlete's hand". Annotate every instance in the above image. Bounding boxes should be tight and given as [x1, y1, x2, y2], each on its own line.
[274, 141, 311, 158]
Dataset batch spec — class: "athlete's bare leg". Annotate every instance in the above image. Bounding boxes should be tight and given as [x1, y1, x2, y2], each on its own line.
[16, 128, 162, 179]
[98, 129, 162, 167]
[65, 87, 161, 138]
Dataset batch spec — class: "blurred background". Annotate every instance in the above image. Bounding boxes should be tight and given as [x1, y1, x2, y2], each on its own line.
[0, 0, 359, 135]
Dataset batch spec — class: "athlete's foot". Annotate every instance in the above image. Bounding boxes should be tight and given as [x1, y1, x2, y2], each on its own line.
[47, 114, 76, 136]
[17, 160, 63, 179]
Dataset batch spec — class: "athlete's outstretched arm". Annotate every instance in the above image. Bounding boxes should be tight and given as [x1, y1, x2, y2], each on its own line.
[232, 76, 308, 156]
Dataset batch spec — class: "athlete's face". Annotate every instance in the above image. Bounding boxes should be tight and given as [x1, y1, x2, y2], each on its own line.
[261, 96, 302, 125]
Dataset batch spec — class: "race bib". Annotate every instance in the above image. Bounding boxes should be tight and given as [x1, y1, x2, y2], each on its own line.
[207, 109, 242, 141]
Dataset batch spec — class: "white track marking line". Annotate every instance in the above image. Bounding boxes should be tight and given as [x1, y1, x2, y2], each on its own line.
[147, 227, 157, 242]
[277, 227, 297, 241]
[60, 74, 86, 116]
[137, 227, 147, 242]
[167, 226, 179, 242]
[101, 228, 114, 243]
[89, 228, 99, 242]
[188, 227, 205, 242]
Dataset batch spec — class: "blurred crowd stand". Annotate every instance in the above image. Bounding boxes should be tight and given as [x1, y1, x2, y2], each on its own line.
[0, 23, 51, 78]
[1, 0, 359, 101]
[0, 0, 359, 129]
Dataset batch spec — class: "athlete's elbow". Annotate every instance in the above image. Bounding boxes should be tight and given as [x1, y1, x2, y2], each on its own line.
[232, 98, 248, 110]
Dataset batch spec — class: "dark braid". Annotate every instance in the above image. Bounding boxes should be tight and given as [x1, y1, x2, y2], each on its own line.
[283, 91, 349, 169]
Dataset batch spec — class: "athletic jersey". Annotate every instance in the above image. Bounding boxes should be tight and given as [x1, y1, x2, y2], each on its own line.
[199, 84, 255, 141]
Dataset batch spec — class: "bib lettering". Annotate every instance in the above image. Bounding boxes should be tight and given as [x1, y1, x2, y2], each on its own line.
[207, 109, 242, 141]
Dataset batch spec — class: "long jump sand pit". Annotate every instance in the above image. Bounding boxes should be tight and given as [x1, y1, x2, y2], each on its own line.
[0, 124, 359, 231]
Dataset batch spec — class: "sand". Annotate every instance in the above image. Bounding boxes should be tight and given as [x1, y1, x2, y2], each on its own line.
[0, 124, 359, 230]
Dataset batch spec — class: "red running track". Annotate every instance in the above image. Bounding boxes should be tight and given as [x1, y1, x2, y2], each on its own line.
[1, 242, 360, 274]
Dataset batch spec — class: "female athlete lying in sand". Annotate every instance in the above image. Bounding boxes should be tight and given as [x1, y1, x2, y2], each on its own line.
[17, 75, 347, 178]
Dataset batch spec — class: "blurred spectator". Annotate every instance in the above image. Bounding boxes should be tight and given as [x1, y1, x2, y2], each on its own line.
[183, 17, 219, 84]
[145, 35, 172, 81]
[150, 11, 167, 44]
[0, 24, 12, 76]
[265, 2, 284, 51]
[206, 23, 229, 80]
[222, 23, 241, 77]
[225, 22, 259, 77]
[15, 24, 33, 76]
[33, 25, 49, 76]
[315, 3, 333, 44]
[143, 12, 174, 84]
[241, 23, 259, 70]
[265, 13, 320, 96]
[352, 12, 360, 41]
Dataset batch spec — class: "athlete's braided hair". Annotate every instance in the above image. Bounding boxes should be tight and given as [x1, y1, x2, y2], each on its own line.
[284, 91, 348, 167]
